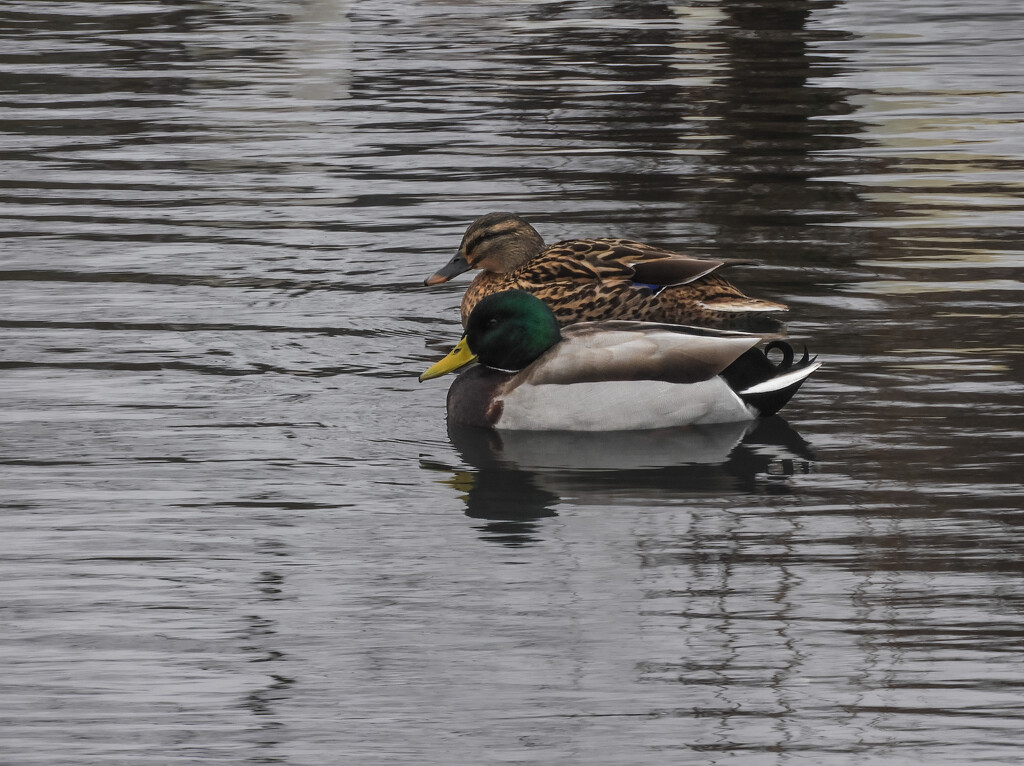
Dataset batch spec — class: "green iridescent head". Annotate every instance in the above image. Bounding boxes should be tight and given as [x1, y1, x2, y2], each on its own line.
[419, 290, 561, 381]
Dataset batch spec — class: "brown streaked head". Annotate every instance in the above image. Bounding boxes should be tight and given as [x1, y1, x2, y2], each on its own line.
[423, 212, 546, 285]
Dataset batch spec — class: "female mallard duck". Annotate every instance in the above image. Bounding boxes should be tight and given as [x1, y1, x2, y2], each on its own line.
[424, 212, 788, 331]
[419, 290, 819, 431]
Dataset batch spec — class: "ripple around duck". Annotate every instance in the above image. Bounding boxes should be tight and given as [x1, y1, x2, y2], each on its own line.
[4, 0, 1024, 763]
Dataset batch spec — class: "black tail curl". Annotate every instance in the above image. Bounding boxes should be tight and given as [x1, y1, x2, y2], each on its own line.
[765, 340, 794, 370]
[764, 340, 814, 373]
[720, 340, 818, 418]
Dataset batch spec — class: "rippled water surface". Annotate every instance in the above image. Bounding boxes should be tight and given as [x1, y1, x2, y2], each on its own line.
[4, 0, 1024, 763]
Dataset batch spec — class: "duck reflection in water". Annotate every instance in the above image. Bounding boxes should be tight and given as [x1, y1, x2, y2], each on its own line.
[426, 417, 814, 545]
[418, 290, 820, 543]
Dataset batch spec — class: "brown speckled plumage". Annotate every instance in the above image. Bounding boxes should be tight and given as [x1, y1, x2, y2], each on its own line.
[425, 213, 788, 332]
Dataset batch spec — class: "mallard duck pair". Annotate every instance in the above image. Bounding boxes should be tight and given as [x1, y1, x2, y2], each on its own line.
[419, 214, 818, 431]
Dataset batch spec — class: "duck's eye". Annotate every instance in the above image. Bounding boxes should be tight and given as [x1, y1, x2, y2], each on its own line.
[466, 228, 508, 254]
[486, 317, 499, 328]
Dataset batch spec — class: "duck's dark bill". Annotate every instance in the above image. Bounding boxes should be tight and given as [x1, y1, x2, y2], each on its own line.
[423, 251, 470, 285]
[419, 337, 478, 381]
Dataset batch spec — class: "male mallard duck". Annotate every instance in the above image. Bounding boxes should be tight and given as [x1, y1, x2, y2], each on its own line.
[419, 290, 819, 431]
[424, 212, 788, 331]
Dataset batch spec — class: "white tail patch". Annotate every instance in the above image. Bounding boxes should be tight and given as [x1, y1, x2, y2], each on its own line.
[740, 361, 822, 396]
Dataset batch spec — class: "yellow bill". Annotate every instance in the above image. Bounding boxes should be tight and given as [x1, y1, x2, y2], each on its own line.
[418, 337, 478, 382]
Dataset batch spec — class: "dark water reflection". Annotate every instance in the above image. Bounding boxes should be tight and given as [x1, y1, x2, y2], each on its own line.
[438, 419, 814, 544]
[4, 0, 1024, 763]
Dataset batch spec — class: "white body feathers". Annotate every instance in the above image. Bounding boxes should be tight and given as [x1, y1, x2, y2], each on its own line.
[495, 377, 757, 430]
[445, 322, 819, 431]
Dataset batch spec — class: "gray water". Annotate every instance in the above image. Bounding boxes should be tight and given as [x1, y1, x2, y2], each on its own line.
[3, 0, 1024, 763]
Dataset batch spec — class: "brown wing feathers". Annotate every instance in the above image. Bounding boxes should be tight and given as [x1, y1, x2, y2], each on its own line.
[551, 239, 730, 286]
